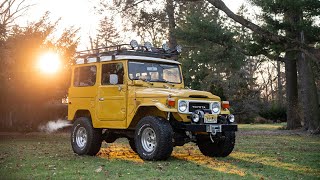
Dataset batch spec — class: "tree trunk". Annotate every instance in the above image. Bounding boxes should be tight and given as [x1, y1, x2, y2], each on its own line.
[285, 52, 301, 129]
[277, 61, 283, 106]
[89, 36, 94, 50]
[269, 65, 274, 101]
[284, 7, 302, 130]
[166, 0, 177, 49]
[298, 32, 320, 133]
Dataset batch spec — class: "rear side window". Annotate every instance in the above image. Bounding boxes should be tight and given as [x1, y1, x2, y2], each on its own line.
[73, 66, 97, 87]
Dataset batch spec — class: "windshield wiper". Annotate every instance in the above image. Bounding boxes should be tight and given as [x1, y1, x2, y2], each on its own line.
[132, 77, 149, 81]
[149, 79, 168, 83]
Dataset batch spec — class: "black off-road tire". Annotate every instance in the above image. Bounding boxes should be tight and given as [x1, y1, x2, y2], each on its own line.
[197, 131, 235, 157]
[134, 116, 173, 161]
[128, 138, 137, 153]
[71, 117, 102, 156]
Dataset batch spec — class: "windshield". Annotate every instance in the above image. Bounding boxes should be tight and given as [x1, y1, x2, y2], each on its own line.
[128, 61, 182, 83]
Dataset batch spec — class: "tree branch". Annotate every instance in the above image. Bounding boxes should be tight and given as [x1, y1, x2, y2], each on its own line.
[206, 0, 320, 63]
[123, 0, 147, 11]
[206, 0, 290, 44]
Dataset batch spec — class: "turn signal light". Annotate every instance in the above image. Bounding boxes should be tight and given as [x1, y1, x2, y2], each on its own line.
[222, 101, 230, 109]
[167, 98, 175, 107]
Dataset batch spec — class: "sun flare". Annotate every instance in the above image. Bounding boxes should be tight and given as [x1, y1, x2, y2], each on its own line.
[38, 52, 61, 74]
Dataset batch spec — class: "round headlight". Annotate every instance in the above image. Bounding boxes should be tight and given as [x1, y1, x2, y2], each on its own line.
[228, 114, 235, 123]
[191, 113, 200, 123]
[212, 102, 220, 114]
[178, 101, 188, 112]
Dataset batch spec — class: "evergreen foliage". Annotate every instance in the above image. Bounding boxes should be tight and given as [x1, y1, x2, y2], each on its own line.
[97, 16, 121, 47]
[176, 2, 261, 122]
[247, 0, 320, 131]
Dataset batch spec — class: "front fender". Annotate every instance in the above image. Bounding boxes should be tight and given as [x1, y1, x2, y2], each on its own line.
[153, 102, 178, 112]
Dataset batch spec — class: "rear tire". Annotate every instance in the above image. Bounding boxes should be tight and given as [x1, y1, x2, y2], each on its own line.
[197, 131, 235, 157]
[71, 117, 102, 156]
[135, 116, 173, 161]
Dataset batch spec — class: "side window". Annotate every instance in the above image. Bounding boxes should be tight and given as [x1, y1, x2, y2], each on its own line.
[101, 63, 124, 85]
[73, 66, 97, 87]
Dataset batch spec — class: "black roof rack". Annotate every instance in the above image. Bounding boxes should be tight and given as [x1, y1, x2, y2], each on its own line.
[75, 43, 180, 63]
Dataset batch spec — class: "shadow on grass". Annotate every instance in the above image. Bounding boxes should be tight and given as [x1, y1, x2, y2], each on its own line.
[228, 151, 320, 178]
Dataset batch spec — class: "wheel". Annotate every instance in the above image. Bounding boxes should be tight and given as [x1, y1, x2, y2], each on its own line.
[134, 116, 173, 161]
[71, 117, 102, 156]
[197, 131, 235, 157]
[128, 138, 137, 153]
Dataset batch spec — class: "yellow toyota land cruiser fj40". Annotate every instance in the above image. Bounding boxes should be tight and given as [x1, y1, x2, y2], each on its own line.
[68, 40, 237, 161]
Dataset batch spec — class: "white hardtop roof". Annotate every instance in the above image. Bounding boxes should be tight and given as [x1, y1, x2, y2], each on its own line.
[76, 55, 181, 65]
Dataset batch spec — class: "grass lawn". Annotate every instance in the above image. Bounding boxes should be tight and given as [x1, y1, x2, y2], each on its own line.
[0, 124, 319, 180]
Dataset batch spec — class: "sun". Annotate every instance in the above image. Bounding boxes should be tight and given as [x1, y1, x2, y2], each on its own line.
[38, 52, 61, 74]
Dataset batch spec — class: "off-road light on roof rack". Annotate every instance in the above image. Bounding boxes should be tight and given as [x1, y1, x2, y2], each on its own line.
[144, 42, 153, 51]
[176, 45, 182, 53]
[162, 43, 170, 52]
[74, 40, 183, 64]
[130, 40, 139, 49]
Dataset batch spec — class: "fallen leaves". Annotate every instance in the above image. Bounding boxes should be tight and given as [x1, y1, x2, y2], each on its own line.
[98, 144, 143, 163]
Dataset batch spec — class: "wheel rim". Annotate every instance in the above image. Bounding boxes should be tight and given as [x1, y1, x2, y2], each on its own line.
[76, 127, 87, 149]
[141, 127, 157, 153]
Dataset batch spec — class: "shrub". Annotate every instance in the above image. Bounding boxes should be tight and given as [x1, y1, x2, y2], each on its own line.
[259, 104, 286, 122]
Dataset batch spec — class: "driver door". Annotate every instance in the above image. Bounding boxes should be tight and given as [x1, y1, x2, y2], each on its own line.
[97, 62, 126, 121]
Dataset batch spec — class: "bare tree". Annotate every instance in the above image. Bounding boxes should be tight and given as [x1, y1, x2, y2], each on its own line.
[99, 0, 177, 48]
[0, 0, 32, 40]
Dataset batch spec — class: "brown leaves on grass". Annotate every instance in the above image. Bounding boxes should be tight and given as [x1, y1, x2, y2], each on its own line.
[98, 143, 248, 176]
[97, 144, 143, 163]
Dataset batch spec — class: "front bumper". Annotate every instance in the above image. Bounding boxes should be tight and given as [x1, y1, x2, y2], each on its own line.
[185, 124, 238, 134]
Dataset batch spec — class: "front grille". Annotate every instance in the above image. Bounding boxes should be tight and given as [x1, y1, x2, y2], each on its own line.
[189, 102, 210, 112]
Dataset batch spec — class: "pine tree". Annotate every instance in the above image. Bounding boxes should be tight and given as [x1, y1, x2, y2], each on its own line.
[96, 16, 121, 47]
[208, 0, 320, 131]
[176, 2, 260, 122]
[249, 0, 320, 131]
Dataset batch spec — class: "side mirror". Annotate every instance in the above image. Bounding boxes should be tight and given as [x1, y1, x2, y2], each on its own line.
[109, 74, 118, 85]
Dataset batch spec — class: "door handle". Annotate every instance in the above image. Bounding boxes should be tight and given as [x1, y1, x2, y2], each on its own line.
[99, 97, 104, 101]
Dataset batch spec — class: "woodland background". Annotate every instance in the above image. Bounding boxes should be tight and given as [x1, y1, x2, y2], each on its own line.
[0, 0, 319, 133]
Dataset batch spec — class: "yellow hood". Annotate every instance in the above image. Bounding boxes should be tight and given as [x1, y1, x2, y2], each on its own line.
[135, 88, 220, 100]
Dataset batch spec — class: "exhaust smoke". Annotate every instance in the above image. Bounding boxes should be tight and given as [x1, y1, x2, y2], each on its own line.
[39, 119, 71, 133]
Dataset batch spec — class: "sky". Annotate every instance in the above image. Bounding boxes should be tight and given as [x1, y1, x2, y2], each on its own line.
[19, 0, 248, 50]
